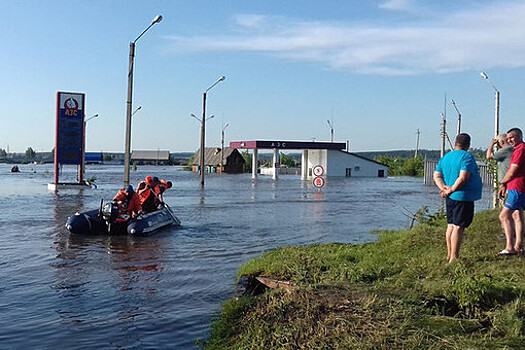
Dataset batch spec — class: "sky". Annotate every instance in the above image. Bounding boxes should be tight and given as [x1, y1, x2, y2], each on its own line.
[2, 0, 525, 153]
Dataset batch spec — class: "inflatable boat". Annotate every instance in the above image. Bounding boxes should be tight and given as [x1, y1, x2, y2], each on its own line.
[65, 201, 181, 235]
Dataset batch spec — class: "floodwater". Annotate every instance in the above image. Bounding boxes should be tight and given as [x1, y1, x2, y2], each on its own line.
[0, 163, 493, 349]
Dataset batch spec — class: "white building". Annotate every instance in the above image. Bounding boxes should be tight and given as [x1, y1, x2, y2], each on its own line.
[230, 140, 388, 179]
[304, 149, 388, 178]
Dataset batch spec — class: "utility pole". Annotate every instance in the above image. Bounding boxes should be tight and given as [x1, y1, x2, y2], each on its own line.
[221, 123, 229, 172]
[327, 119, 334, 142]
[450, 99, 462, 136]
[414, 129, 420, 158]
[440, 113, 446, 158]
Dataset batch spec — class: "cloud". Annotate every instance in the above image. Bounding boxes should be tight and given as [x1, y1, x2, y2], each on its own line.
[167, 2, 525, 76]
[379, 0, 416, 11]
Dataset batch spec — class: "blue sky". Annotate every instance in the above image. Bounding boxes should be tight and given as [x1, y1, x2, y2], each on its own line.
[2, 0, 525, 153]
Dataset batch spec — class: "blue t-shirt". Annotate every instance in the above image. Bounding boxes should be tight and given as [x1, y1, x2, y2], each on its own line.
[435, 150, 483, 201]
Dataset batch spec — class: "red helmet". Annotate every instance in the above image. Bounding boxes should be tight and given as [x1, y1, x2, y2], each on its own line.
[146, 176, 154, 186]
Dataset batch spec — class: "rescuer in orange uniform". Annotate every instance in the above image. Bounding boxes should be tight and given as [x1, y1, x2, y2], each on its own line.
[137, 176, 161, 212]
[112, 185, 142, 222]
[158, 179, 172, 203]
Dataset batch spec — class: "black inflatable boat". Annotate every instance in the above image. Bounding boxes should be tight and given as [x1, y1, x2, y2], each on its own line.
[65, 201, 181, 235]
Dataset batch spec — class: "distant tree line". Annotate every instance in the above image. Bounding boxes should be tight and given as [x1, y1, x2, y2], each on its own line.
[376, 155, 425, 176]
[374, 148, 489, 177]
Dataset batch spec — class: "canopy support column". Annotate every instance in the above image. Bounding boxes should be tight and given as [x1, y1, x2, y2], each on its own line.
[272, 148, 280, 180]
[301, 149, 309, 180]
[252, 148, 258, 179]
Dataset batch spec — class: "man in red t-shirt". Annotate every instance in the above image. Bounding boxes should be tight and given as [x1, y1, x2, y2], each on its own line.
[497, 128, 525, 255]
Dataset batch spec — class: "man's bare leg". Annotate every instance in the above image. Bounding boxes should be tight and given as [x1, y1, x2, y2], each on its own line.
[513, 209, 524, 252]
[449, 225, 464, 263]
[445, 224, 454, 261]
[500, 207, 517, 253]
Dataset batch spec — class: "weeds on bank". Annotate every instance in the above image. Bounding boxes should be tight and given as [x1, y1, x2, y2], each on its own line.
[203, 209, 525, 349]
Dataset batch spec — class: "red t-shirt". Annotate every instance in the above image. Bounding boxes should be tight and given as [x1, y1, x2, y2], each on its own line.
[507, 142, 525, 191]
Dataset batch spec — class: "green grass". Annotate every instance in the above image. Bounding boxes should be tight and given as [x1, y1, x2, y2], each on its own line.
[203, 209, 525, 349]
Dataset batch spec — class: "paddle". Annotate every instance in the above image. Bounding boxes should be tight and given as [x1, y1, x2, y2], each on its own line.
[146, 184, 179, 224]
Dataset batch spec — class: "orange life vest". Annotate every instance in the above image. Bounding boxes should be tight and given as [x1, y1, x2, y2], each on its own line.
[113, 189, 141, 222]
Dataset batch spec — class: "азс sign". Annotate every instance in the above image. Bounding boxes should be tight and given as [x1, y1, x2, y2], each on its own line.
[55, 92, 85, 164]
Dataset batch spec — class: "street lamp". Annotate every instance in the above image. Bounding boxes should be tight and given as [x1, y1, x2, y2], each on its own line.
[450, 100, 462, 136]
[480, 71, 501, 208]
[191, 113, 214, 122]
[132, 105, 142, 117]
[480, 72, 500, 138]
[123, 15, 163, 187]
[221, 123, 229, 169]
[85, 113, 99, 123]
[199, 76, 226, 188]
[327, 119, 334, 142]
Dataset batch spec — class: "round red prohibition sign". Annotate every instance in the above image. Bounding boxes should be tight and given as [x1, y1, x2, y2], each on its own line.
[312, 165, 324, 177]
[313, 176, 325, 188]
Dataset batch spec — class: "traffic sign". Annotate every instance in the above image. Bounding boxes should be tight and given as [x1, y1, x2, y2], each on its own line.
[312, 165, 324, 177]
[313, 176, 325, 188]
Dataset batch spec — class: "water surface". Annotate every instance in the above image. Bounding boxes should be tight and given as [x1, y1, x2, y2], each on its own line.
[0, 163, 493, 349]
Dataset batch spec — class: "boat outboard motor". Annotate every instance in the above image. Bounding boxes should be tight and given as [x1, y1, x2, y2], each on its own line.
[102, 202, 120, 224]
[101, 202, 119, 234]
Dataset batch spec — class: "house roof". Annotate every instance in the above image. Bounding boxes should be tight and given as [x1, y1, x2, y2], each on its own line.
[192, 147, 244, 166]
[131, 150, 170, 161]
[341, 150, 389, 168]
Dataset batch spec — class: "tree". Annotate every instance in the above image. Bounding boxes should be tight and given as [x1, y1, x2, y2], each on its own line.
[279, 152, 297, 168]
[25, 147, 36, 160]
[377, 155, 424, 177]
[242, 150, 252, 173]
[0, 148, 6, 159]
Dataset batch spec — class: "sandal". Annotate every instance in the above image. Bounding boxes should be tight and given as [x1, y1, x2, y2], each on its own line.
[497, 249, 517, 256]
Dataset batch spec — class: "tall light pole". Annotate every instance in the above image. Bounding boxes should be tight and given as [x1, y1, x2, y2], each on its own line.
[414, 129, 420, 158]
[480, 72, 501, 208]
[480, 72, 500, 138]
[327, 119, 334, 142]
[221, 123, 229, 171]
[123, 14, 163, 187]
[81, 113, 99, 181]
[191, 113, 214, 174]
[450, 99, 462, 136]
[199, 76, 226, 188]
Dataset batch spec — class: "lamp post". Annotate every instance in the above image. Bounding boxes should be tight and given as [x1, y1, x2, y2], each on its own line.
[199, 76, 226, 188]
[480, 72, 500, 138]
[81, 113, 99, 182]
[221, 123, 229, 170]
[450, 99, 462, 136]
[123, 14, 163, 187]
[327, 119, 334, 142]
[480, 72, 500, 208]
[191, 113, 214, 176]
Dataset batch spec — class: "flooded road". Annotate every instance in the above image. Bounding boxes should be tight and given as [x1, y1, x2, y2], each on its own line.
[0, 163, 493, 348]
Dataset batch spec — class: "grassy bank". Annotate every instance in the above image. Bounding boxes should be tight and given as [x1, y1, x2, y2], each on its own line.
[203, 209, 525, 349]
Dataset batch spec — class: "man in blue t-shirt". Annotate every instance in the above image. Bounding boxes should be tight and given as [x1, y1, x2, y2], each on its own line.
[434, 133, 483, 263]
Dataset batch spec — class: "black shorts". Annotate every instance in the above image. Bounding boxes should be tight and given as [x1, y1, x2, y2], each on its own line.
[446, 198, 474, 228]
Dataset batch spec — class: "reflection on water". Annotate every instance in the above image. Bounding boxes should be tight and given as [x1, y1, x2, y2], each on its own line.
[0, 163, 494, 348]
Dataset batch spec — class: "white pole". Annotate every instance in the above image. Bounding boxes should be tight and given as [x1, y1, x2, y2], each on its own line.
[272, 148, 279, 180]
[252, 148, 258, 179]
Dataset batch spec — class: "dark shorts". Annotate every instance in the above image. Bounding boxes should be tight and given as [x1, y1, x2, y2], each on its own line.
[446, 197, 474, 228]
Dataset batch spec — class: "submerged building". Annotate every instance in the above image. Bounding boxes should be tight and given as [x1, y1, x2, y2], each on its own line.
[230, 140, 388, 179]
[191, 147, 245, 174]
